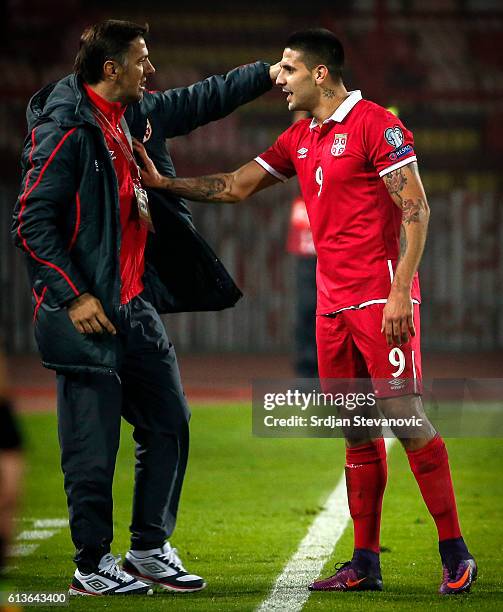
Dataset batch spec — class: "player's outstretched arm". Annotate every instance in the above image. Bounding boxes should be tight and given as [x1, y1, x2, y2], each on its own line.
[381, 161, 430, 346]
[133, 140, 279, 203]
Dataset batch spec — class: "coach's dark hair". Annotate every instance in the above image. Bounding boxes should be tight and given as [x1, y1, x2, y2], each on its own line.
[286, 28, 344, 80]
[74, 20, 149, 84]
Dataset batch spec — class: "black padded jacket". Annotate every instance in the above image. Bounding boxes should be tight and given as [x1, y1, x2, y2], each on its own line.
[12, 62, 272, 374]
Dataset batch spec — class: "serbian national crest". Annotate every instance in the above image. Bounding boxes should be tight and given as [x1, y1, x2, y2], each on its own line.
[331, 133, 348, 156]
[143, 118, 152, 143]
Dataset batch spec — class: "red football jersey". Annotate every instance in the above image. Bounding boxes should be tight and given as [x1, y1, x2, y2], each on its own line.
[256, 90, 421, 314]
[84, 85, 147, 306]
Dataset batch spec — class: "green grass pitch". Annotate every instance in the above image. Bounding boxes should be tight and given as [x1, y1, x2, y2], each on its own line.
[4, 405, 503, 611]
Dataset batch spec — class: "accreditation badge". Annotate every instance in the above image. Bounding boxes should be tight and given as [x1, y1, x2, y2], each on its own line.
[133, 183, 155, 233]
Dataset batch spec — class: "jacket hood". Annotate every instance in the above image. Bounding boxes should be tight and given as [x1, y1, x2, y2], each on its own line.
[26, 74, 95, 131]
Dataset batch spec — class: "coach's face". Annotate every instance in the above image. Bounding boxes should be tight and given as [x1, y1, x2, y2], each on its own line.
[115, 37, 155, 104]
[276, 48, 318, 112]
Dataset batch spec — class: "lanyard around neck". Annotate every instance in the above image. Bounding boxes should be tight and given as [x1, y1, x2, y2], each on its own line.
[92, 104, 141, 182]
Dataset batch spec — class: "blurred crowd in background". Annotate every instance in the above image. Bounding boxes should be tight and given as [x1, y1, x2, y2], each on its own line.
[0, 0, 502, 355]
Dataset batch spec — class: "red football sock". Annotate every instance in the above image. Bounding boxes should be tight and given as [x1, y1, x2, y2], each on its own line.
[345, 438, 387, 554]
[406, 435, 461, 541]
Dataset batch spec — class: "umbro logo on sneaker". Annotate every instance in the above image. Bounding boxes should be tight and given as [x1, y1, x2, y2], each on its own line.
[142, 561, 165, 574]
[124, 542, 206, 593]
[69, 553, 152, 596]
[87, 579, 108, 591]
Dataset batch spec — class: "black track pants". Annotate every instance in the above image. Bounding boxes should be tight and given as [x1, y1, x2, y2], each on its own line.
[56, 296, 190, 572]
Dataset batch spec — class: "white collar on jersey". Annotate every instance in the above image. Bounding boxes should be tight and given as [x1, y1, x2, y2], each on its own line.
[309, 90, 363, 130]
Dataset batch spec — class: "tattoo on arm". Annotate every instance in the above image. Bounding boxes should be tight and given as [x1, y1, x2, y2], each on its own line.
[402, 198, 428, 224]
[384, 168, 407, 199]
[384, 167, 428, 224]
[198, 176, 229, 198]
[170, 173, 235, 202]
[383, 163, 429, 286]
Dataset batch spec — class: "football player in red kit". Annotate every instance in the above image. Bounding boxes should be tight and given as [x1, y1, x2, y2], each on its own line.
[133, 28, 476, 596]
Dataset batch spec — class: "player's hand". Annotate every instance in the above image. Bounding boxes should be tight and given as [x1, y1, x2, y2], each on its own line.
[381, 288, 415, 346]
[67, 292, 117, 335]
[132, 139, 166, 189]
[269, 61, 281, 82]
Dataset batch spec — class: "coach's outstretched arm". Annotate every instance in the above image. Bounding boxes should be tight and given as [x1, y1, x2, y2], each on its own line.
[145, 62, 281, 139]
[134, 140, 279, 201]
[382, 161, 430, 347]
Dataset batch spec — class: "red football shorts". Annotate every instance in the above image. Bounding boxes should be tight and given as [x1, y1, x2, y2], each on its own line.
[316, 303, 422, 398]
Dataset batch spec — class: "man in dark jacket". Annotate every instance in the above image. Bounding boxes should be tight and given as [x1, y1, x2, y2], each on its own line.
[12, 19, 279, 596]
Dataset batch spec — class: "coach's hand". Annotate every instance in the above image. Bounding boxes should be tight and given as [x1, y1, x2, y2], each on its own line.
[381, 288, 415, 346]
[269, 61, 281, 82]
[68, 292, 117, 335]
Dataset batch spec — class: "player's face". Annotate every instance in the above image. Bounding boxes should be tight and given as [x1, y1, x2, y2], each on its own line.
[276, 48, 317, 112]
[115, 37, 155, 104]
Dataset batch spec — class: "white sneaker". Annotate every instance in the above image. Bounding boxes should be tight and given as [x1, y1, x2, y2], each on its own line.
[69, 553, 153, 596]
[124, 542, 206, 592]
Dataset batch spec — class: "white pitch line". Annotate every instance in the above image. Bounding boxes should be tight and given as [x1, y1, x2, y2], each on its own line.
[17, 530, 57, 541]
[8, 518, 67, 559]
[33, 518, 68, 528]
[257, 438, 395, 612]
[9, 544, 39, 557]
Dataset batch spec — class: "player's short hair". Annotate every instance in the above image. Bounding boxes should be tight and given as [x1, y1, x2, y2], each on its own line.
[74, 19, 149, 84]
[286, 28, 344, 80]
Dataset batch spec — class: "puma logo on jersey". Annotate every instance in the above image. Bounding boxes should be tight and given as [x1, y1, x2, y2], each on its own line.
[297, 147, 308, 159]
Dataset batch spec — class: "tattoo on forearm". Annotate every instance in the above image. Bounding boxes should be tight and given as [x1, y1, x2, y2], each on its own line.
[402, 198, 428, 224]
[199, 176, 228, 198]
[384, 168, 407, 196]
[173, 174, 233, 202]
[322, 87, 337, 99]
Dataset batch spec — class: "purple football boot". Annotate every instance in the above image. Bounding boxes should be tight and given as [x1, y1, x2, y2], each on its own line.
[308, 561, 383, 592]
[439, 558, 477, 595]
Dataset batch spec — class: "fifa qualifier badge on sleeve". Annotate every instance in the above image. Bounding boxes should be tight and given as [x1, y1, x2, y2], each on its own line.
[134, 183, 155, 233]
[384, 125, 404, 148]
